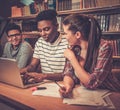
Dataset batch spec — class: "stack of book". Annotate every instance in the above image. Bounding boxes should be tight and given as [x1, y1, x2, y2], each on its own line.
[11, 0, 56, 17]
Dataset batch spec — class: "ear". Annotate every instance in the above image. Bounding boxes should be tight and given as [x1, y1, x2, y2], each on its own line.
[7, 37, 11, 42]
[75, 31, 81, 39]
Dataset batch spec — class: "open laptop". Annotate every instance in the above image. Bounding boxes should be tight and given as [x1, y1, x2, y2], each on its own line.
[0, 57, 45, 88]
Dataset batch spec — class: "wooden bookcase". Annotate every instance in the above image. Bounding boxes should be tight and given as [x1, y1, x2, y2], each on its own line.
[56, 0, 120, 73]
[1, 0, 120, 73]
[0, 0, 56, 49]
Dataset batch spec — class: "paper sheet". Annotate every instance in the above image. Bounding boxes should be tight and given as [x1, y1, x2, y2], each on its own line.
[63, 85, 115, 109]
[32, 82, 61, 98]
[32, 82, 115, 109]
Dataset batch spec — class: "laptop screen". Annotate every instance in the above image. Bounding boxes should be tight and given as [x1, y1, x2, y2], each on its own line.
[0, 57, 41, 88]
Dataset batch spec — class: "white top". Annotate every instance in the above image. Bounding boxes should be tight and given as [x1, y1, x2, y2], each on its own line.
[33, 34, 68, 73]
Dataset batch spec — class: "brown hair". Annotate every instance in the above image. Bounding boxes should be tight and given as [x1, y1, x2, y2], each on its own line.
[63, 14, 102, 72]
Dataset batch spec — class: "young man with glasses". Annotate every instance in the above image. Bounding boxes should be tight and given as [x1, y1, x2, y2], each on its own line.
[2, 23, 33, 69]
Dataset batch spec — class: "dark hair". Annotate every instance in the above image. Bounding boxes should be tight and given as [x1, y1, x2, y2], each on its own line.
[36, 9, 58, 25]
[63, 14, 102, 72]
[5, 23, 22, 35]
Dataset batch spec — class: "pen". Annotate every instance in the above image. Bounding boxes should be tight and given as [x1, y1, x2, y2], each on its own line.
[37, 87, 47, 90]
[31, 87, 46, 91]
[54, 81, 63, 89]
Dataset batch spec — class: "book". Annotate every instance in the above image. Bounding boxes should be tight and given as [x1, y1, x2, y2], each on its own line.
[11, 6, 22, 17]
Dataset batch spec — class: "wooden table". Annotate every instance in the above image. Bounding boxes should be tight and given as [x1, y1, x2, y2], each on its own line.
[0, 82, 120, 110]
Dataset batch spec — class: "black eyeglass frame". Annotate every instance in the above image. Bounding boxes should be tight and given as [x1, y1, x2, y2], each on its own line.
[8, 33, 21, 38]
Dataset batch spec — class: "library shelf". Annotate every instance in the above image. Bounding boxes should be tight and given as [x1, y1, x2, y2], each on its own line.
[56, 0, 120, 72]
[112, 56, 120, 59]
[57, 4, 120, 16]
[22, 32, 40, 36]
[112, 69, 120, 73]
[8, 14, 37, 20]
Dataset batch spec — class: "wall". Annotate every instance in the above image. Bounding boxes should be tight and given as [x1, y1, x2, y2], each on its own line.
[0, 0, 11, 18]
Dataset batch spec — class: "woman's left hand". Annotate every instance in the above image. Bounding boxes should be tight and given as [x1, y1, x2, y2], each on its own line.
[59, 85, 73, 98]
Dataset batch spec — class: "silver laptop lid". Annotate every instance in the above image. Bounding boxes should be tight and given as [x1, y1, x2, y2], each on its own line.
[0, 57, 24, 88]
[0, 57, 45, 88]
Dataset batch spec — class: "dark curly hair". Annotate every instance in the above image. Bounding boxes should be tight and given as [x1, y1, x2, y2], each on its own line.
[5, 23, 22, 36]
[36, 9, 57, 25]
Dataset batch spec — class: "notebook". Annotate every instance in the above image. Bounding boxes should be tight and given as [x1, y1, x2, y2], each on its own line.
[0, 57, 45, 88]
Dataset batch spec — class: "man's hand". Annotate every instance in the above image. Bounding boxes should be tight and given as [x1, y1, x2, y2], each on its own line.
[26, 72, 47, 82]
[20, 68, 28, 74]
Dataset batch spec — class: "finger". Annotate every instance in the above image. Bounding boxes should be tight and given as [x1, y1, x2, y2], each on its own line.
[68, 45, 73, 49]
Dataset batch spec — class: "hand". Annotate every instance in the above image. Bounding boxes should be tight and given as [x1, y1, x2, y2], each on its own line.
[64, 48, 75, 61]
[20, 68, 27, 75]
[59, 85, 73, 98]
[26, 72, 46, 82]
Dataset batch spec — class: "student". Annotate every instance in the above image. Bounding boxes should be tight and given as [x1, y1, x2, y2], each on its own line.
[2, 23, 33, 69]
[20, 9, 68, 81]
[59, 14, 120, 98]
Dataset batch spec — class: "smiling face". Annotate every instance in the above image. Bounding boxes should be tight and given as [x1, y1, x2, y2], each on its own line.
[7, 29, 22, 48]
[63, 24, 81, 47]
[38, 20, 58, 43]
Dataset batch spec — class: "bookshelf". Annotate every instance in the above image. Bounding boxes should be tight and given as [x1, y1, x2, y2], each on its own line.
[7, 0, 57, 40]
[7, 0, 56, 33]
[57, 5, 120, 15]
[3, 16, 38, 37]
[113, 56, 120, 59]
[56, 0, 120, 73]
[3, 0, 120, 73]
[5, 0, 57, 48]
[8, 14, 37, 20]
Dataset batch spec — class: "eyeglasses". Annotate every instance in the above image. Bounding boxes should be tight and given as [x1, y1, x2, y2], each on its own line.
[8, 33, 21, 38]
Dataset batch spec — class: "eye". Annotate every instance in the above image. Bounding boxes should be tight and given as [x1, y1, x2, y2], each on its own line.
[15, 34, 21, 37]
[38, 27, 50, 32]
[44, 27, 50, 31]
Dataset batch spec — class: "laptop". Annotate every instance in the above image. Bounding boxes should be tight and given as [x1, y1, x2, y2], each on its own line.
[0, 57, 45, 88]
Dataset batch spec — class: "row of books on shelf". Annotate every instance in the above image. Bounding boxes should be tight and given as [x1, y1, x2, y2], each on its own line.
[11, 13, 120, 33]
[104, 39, 120, 56]
[96, 14, 120, 32]
[12, 15, 120, 35]
[13, 19, 37, 32]
[57, 0, 120, 11]
[57, 14, 120, 32]
[11, 0, 56, 17]
[22, 20, 37, 32]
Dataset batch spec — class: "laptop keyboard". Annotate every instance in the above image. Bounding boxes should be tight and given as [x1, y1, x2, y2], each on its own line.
[21, 73, 39, 85]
